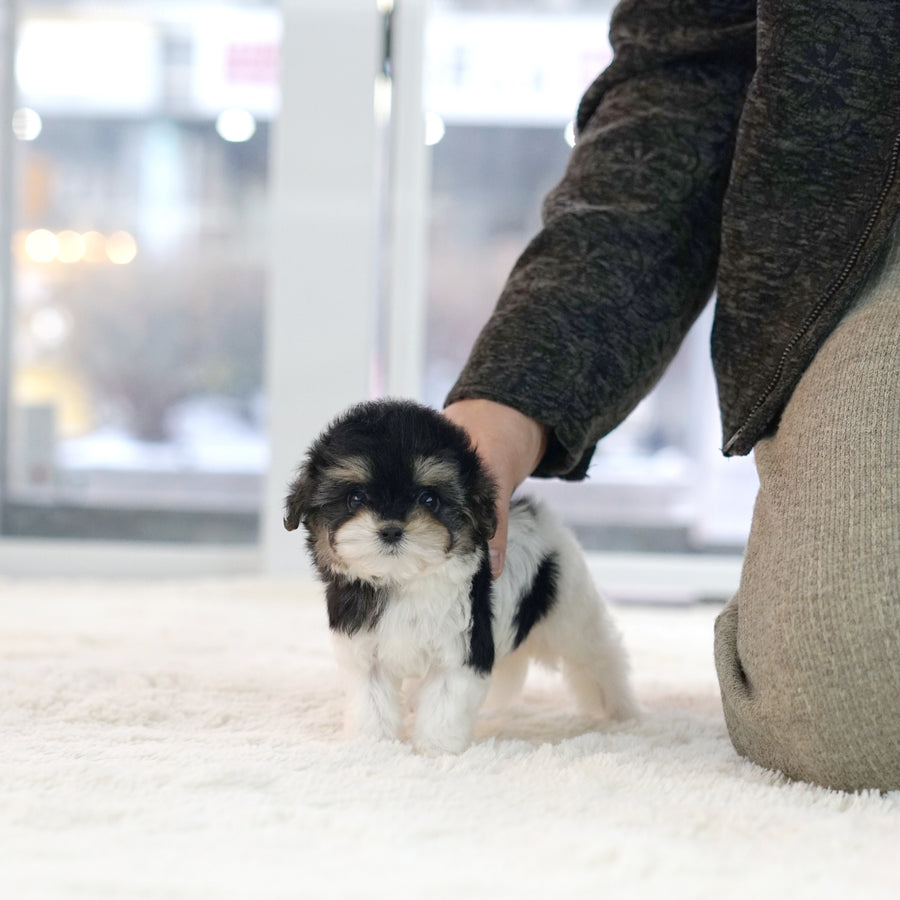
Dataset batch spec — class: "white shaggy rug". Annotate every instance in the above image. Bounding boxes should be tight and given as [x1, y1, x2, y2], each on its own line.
[1, 576, 898, 900]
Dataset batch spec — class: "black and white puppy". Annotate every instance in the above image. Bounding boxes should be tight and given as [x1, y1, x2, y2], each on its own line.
[284, 399, 638, 753]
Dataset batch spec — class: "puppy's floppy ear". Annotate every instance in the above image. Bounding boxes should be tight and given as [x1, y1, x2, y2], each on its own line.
[467, 461, 499, 543]
[283, 464, 314, 532]
[441, 412, 499, 543]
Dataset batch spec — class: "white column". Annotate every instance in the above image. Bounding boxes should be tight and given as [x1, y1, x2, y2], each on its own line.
[0, 0, 17, 509]
[263, 0, 382, 574]
[383, 0, 430, 400]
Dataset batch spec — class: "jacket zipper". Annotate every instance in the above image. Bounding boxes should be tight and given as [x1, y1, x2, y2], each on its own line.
[723, 130, 900, 455]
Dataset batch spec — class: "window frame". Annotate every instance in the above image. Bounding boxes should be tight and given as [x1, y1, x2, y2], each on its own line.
[0, 0, 745, 602]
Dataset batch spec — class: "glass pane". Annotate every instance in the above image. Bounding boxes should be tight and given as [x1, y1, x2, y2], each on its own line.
[4, 1, 279, 542]
[423, 0, 757, 553]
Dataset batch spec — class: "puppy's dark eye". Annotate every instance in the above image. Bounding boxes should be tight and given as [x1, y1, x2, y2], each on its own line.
[347, 489, 368, 512]
[417, 490, 440, 512]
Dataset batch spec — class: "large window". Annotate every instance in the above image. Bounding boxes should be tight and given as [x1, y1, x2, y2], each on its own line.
[1, 0, 754, 580]
[1, 1, 277, 542]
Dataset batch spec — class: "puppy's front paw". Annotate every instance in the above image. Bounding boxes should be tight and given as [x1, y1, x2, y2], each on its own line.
[347, 709, 399, 743]
[413, 723, 473, 756]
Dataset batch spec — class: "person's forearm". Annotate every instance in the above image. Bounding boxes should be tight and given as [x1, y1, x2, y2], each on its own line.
[447, 0, 757, 479]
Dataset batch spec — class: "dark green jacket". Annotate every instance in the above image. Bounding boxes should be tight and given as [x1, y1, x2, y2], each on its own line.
[447, 0, 900, 475]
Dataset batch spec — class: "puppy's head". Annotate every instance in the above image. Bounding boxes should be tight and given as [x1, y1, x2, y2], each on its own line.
[284, 400, 497, 583]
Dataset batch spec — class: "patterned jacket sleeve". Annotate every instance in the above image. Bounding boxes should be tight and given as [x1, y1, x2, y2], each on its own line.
[445, 0, 757, 479]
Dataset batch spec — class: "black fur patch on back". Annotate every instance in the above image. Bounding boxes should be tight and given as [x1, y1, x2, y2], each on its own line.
[466, 550, 495, 674]
[326, 579, 386, 636]
[512, 553, 560, 650]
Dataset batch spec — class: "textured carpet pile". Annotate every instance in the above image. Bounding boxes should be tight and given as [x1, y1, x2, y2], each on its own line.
[0, 576, 897, 899]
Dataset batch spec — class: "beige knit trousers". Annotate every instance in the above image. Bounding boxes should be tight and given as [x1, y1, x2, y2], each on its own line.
[714, 220, 900, 793]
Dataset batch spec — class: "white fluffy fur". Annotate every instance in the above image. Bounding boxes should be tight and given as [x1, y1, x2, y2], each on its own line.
[332, 509, 450, 583]
[334, 499, 639, 754]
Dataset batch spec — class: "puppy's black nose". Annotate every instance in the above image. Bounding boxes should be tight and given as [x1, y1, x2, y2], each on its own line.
[379, 524, 404, 545]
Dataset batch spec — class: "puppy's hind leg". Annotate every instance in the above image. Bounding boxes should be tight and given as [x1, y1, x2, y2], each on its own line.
[561, 634, 640, 722]
[550, 575, 640, 721]
[482, 650, 529, 712]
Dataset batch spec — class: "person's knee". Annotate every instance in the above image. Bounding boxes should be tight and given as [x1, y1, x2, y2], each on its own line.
[714, 597, 900, 793]
[713, 235, 900, 792]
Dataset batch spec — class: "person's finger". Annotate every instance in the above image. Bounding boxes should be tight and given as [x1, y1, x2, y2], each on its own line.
[488, 482, 512, 578]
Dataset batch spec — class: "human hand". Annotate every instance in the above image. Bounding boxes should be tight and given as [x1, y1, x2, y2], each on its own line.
[443, 399, 547, 579]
